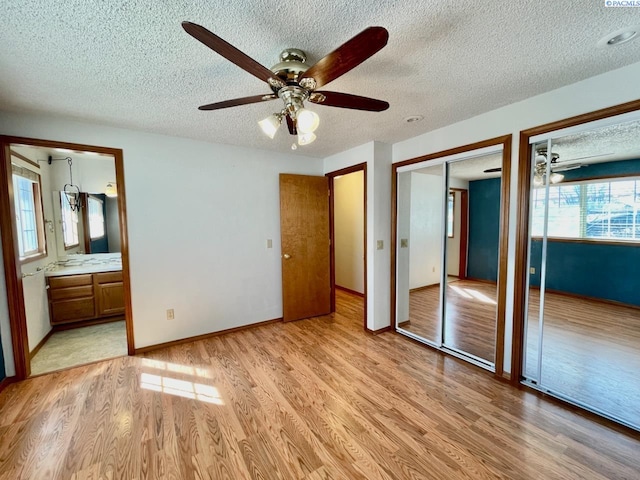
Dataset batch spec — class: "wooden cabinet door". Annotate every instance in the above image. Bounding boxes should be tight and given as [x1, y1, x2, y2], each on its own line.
[97, 282, 125, 316]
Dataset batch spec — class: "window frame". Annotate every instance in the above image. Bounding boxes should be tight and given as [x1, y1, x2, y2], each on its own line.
[447, 191, 455, 238]
[12, 166, 47, 264]
[87, 194, 106, 240]
[60, 190, 80, 250]
[531, 173, 640, 244]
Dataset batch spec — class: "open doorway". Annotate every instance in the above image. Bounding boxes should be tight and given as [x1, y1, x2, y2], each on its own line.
[0, 136, 133, 379]
[327, 163, 367, 329]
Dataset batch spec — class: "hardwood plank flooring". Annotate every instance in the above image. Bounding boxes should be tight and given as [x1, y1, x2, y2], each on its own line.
[0, 290, 638, 479]
[402, 279, 497, 362]
[525, 288, 640, 429]
[402, 279, 640, 429]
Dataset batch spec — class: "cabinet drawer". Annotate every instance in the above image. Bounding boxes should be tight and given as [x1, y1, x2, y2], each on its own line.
[49, 285, 93, 301]
[95, 271, 123, 284]
[51, 298, 96, 323]
[49, 274, 93, 289]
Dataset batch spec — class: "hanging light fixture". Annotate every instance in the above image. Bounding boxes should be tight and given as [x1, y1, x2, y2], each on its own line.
[105, 182, 118, 197]
[62, 157, 81, 211]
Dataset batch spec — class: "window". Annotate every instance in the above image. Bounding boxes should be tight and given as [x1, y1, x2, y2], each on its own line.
[531, 177, 640, 241]
[88, 196, 105, 239]
[447, 192, 455, 238]
[12, 166, 46, 261]
[60, 191, 79, 249]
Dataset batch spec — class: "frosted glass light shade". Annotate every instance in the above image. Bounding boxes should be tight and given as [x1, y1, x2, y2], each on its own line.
[296, 108, 319, 133]
[259, 114, 281, 138]
[298, 132, 317, 145]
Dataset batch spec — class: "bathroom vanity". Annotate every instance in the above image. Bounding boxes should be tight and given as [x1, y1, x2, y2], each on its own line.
[45, 255, 124, 326]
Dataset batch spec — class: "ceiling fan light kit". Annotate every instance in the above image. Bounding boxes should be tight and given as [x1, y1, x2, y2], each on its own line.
[181, 22, 389, 148]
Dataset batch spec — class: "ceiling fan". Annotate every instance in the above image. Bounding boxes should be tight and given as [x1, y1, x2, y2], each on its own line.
[484, 148, 612, 185]
[181, 22, 390, 146]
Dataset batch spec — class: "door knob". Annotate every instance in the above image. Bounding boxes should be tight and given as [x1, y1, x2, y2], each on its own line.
[283, 253, 291, 259]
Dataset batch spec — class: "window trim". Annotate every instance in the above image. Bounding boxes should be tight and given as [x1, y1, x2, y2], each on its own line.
[12, 167, 47, 264]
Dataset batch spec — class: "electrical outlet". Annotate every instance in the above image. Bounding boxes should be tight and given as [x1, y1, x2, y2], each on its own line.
[530, 267, 536, 275]
[400, 238, 408, 248]
[167, 309, 175, 320]
[267, 239, 273, 248]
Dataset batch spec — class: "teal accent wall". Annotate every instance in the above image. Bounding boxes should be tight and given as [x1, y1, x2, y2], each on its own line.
[529, 240, 640, 306]
[467, 178, 501, 281]
[88, 194, 109, 253]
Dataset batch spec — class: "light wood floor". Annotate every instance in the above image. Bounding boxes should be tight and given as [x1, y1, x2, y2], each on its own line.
[401, 280, 640, 429]
[524, 289, 640, 429]
[1, 290, 639, 479]
[402, 279, 497, 362]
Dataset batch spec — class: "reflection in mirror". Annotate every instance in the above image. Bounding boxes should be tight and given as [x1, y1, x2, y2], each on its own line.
[443, 153, 503, 365]
[396, 164, 444, 345]
[523, 118, 640, 430]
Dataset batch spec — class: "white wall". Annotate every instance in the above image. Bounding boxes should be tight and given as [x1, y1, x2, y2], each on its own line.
[0, 111, 322, 351]
[11, 151, 55, 352]
[334, 171, 364, 294]
[324, 141, 392, 331]
[393, 60, 640, 374]
[409, 172, 443, 289]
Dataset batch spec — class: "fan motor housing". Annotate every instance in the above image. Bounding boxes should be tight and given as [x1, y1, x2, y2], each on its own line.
[271, 49, 309, 85]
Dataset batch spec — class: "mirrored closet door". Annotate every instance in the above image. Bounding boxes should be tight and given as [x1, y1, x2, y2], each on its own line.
[393, 138, 510, 371]
[522, 114, 640, 431]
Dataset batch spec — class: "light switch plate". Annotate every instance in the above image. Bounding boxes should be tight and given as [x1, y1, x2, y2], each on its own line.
[377, 240, 384, 250]
[400, 238, 408, 248]
[267, 239, 273, 248]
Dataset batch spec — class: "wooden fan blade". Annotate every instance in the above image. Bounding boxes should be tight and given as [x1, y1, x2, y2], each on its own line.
[198, 94, 277, 111]
[286, 115, 297, 135]
[299, 27, 388, 89]
[309, 91, 389, 111]
[484, 167, 502, 173]
[182, 22, 280, 85]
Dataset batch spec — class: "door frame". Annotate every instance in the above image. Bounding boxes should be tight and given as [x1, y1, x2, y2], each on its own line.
[0, 135, 134, 380]
[326, 163, 368, 330]
[391, 135, 511, 378]
[449, 187, 469, 279]
[511, 98, 640, 386]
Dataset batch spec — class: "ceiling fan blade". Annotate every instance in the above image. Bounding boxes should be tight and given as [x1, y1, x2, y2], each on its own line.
[182, 22, 281, 85]
[552, 163, 587, 172]
[299, 27, 388, 89]
[309, 91, 388, 111]
[285, 115, 297, 135]
[560, 153, 613, 163]
[484, 167, 502, 173]
[198, 94, 277, 111]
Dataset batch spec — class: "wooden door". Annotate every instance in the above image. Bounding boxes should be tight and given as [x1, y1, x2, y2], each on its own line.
[280, 174, 331, 322]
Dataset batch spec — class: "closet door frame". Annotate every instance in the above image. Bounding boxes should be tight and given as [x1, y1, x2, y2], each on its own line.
[511, 98, 640, 386]
[391, 134, 512, 378]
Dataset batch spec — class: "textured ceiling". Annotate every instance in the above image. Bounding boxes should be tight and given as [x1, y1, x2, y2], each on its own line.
[1, 1, 640, 158]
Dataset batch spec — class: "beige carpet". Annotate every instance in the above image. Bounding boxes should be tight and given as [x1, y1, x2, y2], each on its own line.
[31, 321, 127, 376]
